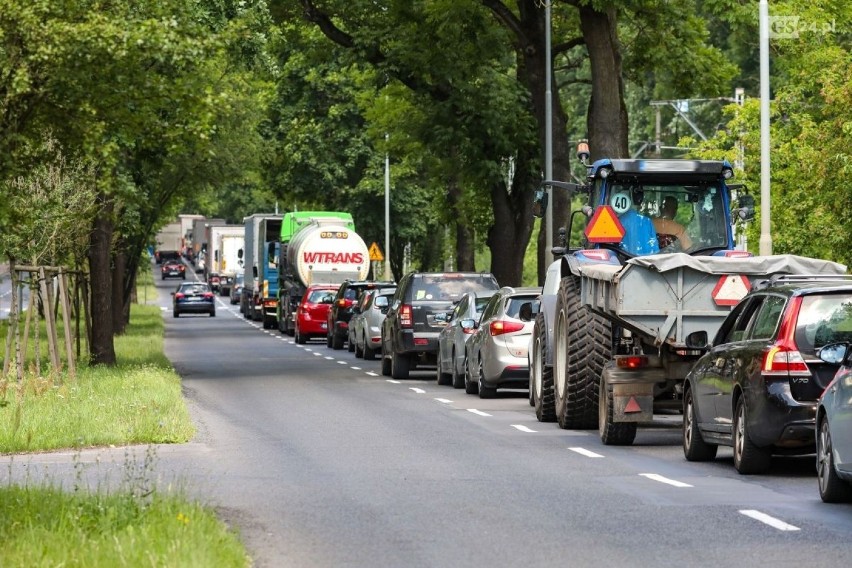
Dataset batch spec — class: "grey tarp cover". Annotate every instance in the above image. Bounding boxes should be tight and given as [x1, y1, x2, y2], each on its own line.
[626, 253, 847, 275]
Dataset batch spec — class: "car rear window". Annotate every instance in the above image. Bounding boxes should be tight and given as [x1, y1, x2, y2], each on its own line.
[504, 296, 539, 318]
[795, 293, 852, 353]
[308, 289, 334, 303]
[412, 275, 498, 302]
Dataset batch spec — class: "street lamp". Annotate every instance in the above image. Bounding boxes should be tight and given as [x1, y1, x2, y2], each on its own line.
[545, 2, 554, 257]
[759, 0, 773, 255]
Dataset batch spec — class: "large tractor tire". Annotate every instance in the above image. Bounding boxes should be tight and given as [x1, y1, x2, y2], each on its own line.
[553, 275, 612, 430]
[532, 312, 556, 423]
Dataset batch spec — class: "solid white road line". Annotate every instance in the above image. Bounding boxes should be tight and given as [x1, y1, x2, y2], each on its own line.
[410, 387, 426, 394]
[434, 398, 453, 404]
[739, 510, 800, 531]
[467, 409, 491, 417]
[568, 447, 604, 458]
[639, 473, 693, 488]
[512, 424, 537, 433]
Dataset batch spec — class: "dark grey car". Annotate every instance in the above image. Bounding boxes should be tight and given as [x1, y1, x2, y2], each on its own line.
[381, 272, 500, 380]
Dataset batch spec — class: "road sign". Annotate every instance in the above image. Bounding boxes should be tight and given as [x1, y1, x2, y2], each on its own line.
[585, 205, 625, 243]
[368, 242, 384, 262]
[711, 274, 751, 306]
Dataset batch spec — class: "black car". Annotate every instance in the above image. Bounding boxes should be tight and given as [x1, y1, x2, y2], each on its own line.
[173, 282, 216, 318]
[326, 279, 395, 350]
[682, 275, 852, 474]
[381, 272, 500, 379]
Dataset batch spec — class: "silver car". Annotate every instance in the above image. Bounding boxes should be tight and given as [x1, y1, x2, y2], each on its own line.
[463, 287, 541, 398]
[436, 291, 492, 389]
[351, 288, 396, 360]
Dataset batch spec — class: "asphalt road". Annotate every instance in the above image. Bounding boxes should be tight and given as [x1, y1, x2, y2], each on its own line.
[4, 263, 852, 567]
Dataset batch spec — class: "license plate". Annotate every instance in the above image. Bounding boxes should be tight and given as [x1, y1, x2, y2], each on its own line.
[169, 271, 179, 275]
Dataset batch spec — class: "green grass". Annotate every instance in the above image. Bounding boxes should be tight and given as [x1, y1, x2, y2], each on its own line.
[0, 305, 193, 453]
[0, 480, 249, 567]
[0, 280, 250, 567]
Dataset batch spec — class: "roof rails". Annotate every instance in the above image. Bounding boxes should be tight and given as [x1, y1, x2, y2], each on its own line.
[753, 273, 852, 290]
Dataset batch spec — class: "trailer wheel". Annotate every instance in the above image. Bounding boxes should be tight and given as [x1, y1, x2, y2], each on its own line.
[554, 275, 611, 430]
[733, 397, 771, 474]
[683, 386, 717, 461]
[598, 376, 637, 446]
[532, 312, 555, 422]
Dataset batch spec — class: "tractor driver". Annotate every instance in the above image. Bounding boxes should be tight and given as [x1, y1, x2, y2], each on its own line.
[653, 195, 692, 251]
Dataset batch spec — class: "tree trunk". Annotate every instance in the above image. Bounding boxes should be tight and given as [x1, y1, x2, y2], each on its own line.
[88, 191, 116, 366]
[445, 177, 474, 271]
[579, 5, 629, 159]
[486, 146, 537, 287]
[499, 1, 574, 284]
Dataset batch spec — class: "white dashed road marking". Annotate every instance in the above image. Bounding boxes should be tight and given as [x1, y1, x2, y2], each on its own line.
[467, 409, 491, 417]
[385, 379, 399, 383]
[568, 447, 604, 458]
[410, 387, 426, 394]
[434, 398, 453, 404]
[639, 473, 692, 488]
[512, 424, 537, 433]
[739, 510, 800, 531]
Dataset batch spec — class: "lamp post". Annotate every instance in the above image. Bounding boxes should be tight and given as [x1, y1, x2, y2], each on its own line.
[384, 134, 391, 280]
[759, 0, 773, 255]
[544, 2, 554, 256]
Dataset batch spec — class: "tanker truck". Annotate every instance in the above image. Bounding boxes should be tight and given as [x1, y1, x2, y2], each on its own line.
[276, 212, 370, 336]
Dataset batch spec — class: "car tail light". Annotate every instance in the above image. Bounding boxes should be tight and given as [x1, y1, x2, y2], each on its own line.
[489, 320, 525, 336]
[463, 326, 476, 335]
[762, 346, 810, 376]
[203, 292, 214, 299]
[337, 299, 348, 308]
[761, 296, 811, 378]
[263, 299, 277, 308]
[400, 304, 413, 328]
[174, 293, 185, 299]
[616, 355, 649, 369]
[179, 265, 185, 272]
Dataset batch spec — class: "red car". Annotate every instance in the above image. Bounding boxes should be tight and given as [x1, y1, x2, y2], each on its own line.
[161, 260, 186, 280]
[295, 285, 339, 344]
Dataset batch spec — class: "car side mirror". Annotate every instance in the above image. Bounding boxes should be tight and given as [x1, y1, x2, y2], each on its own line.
[685, 330, 709, 349]
[818, 343, 848, 365]
[460, 318, 477, 331]
[733, 193, 755, 222]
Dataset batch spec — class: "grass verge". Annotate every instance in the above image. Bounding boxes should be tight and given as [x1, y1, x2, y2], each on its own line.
[0, 278, 250, 566]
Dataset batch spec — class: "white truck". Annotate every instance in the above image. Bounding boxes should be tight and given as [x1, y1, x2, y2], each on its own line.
[207, 225, 244, 296]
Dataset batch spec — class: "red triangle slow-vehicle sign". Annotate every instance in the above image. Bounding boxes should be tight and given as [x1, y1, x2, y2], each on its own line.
[585, 205, 626, 244]
[711, 274, 751, 306]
